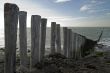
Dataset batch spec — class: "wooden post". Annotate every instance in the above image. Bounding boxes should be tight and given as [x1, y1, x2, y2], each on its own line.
[40, 18, 47, 60]
[80, 35, 85, 58]
[75, 33, 79, 60]
[4, 3, 19, 73]
[63, 27, 68, 57]
[72, 32, 77, 59]
[56, 24, 61, 54]
[70, 30, 74, 58]
[31, 15, 41, 68]
[19, 11, 28, 68]
[77, 35, 82, 59]
[68, 29, 72, 58]
[81, 36, 86, 57]
[75, 34, 83, 59]
[51, 22, 56, 54]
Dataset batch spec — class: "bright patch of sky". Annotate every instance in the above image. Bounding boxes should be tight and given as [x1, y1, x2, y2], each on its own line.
[0, 0, 110, 28]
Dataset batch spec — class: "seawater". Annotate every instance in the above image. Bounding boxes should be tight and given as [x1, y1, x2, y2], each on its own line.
[0, 27, 110, 49]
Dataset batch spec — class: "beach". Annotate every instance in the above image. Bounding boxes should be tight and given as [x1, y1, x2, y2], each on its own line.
[0, 45, 110, 73]
[0, 50, 110, 73]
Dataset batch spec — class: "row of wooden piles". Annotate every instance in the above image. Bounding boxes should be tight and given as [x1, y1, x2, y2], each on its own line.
[4, 3, 96, 73]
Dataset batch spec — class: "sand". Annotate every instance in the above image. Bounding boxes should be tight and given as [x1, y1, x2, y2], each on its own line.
[0, 51, 110, 73]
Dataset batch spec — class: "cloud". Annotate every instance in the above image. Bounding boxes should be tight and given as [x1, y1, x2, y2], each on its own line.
[54, 0, 71, 3]
[80, 5, 91, 12]
[1, 0, 110, 27]
[47, 16, 87, 21]
[91, 0, 97, 3]
[0, 0, 87, 28]
[91, 0, 105, 4]
[80, 0, 108, 14]
[106, 13, 110, 15]
[46, 16, 89, 27]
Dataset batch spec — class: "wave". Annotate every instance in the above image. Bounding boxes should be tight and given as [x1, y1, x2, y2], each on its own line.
[98, 38, 110, 46]
[96, 38, 110, 51]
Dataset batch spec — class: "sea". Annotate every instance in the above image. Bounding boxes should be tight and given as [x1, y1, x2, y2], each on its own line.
[0, 27, 110, 51]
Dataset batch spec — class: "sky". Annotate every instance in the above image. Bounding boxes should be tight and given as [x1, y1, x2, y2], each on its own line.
[0, 0, 110, 28]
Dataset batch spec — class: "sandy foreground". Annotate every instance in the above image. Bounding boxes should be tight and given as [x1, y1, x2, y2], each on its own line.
[0, 51, 110, 73]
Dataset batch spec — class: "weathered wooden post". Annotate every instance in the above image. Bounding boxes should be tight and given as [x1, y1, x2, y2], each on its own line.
[80, 35, 85, 58]
[19, 11, 28, 68]
[81, 36, 86, 57]
[31, 15, 41, 68]
[77, 34, 82, 59]
[63, 27, 68, 57]
[4, 3, 19, 73]
[68, 29, 72, 58]
[75, 34, 83, 59]
[51, 22, 56, 54]
[70, 30, 73, 58]
[56, 24, 61, 54]
[72, 32, 77, 59]
[75, 33, 79, 60]
[40, 18, 47, 60]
